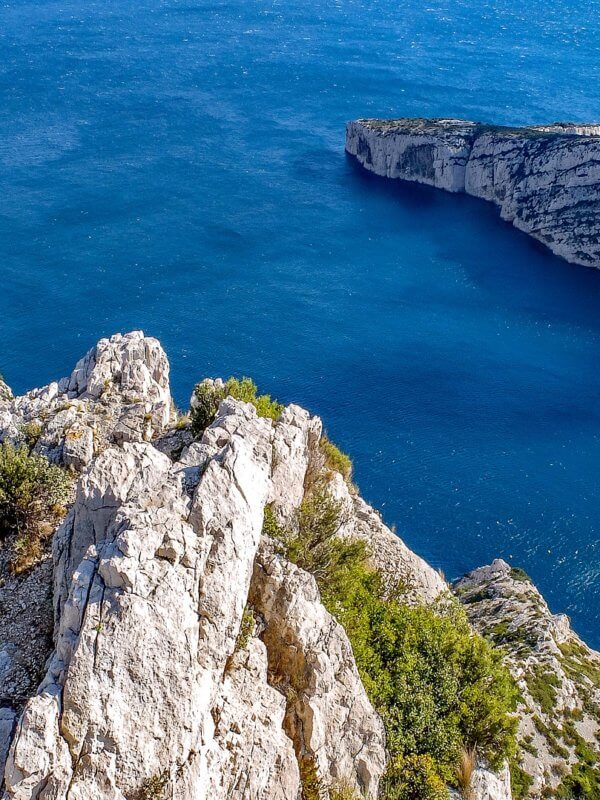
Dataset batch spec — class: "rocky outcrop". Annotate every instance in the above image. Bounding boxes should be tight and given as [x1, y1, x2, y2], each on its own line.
[0, 335, 394, 799]
[0, 332, 597, 800]
[0, 331, 174, 468]
[455, 559, 600, 797]
[346, 118, 600, 269]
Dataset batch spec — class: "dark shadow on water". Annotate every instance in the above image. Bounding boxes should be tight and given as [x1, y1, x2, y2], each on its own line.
[344, 153, 600, 332]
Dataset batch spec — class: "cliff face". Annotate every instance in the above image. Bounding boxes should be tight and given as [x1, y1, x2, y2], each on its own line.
[345, 118, 600, 269]
[0, 333, 597, 799]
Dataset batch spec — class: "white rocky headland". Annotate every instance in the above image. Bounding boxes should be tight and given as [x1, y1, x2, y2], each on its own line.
[346, 118, 600, 269]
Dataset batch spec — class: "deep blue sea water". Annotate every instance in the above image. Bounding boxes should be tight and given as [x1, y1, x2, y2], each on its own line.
[1, 0, 599, 645]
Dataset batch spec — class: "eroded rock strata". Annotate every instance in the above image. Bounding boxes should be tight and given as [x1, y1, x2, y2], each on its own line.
[345, 118, 600, 269]
[0, 332, 597, 799]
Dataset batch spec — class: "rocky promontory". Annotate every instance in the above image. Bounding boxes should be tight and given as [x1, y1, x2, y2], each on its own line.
[0, 332, 597, 800]
[345, 118, 600, 269]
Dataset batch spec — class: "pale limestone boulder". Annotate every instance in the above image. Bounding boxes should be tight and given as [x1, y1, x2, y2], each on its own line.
[0, 331, 174, 468]
[250, 544, 387, 797]
[269, 404, 322, 524]
[3, 396, 322, 799]
[205, 639, 300, 800]
[471, 762, 512, 800]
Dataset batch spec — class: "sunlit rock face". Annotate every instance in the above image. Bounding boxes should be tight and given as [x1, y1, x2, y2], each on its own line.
[346, 118, 600, 269]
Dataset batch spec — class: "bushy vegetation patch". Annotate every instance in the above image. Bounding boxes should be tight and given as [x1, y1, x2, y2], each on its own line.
[0, 442, 71, 573]
[319, 436, 353, 484]
[191, 376, 283, 435]
[525, 665, 560, 716]
[263, 486, 519, 800]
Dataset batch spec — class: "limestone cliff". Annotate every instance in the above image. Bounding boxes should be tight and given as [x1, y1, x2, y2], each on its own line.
[0, 333, 597, 799]
[345, 118, 600, 269]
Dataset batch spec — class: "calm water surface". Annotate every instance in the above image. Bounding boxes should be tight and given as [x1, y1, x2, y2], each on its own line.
[1, 0, 599, 644]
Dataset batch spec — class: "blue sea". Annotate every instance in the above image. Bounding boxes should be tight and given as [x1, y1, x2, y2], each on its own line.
[1, 0, 599, 645]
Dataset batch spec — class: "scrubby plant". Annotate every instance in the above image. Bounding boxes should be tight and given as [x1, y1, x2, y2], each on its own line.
[329, 780, 363, 800]
[299, 755, 327, 800]
[19, 421, 43, 450]
[510, 567, 532, 583]
[455, 746, 476, 800]
[0, 442, 71, 573]
[132, 772, 168, 800]
[319, 436, 353, 484]
[381, 755, 448, 800]
[264, 483, 519, 799]
[190, 376, 283, 435]
[234, 605, 255, 653]
[510, 762, 534, 799]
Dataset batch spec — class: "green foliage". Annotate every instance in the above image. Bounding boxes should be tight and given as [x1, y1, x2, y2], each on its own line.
[298, 755, 326, 800]
[19, 421, 43, 450]
[525, 665, 560, 716]
[190, 380, 224, 435]
[510, 763, 534, 799]
[0, 442, 71, 573]
[279, 485, 368, 590]
[329, 781, 363, 800]
[132, 773, 168, 800]
[319, 436, 353, 483]
[234, 606, 255, 653]
[270, 483, 519, 798]
[381, 755, 448, 800]
[190, 376, 283, 435]
[224, 377, 283, 421]
[552, 723, 600, 799]
[510, 567, 532, 583]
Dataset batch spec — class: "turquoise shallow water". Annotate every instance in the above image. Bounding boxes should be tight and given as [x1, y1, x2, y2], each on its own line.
[1, 0, 599, 644]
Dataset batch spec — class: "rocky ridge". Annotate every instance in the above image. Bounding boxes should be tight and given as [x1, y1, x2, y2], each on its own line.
[455, 561, 599, 797]
[345, 118, 600, 269]
[0, 332, 597, 799]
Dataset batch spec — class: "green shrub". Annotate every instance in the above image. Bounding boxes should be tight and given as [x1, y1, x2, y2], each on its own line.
[525, 665, 559, 716]
[235, 606, 255, 653]
[278, 485, 367, 590]
[329, 781, 363, 800]
[267, 484, 519, 798]
[190, 380, 225, 435]
[510, 567, 532, 583]
[19, 421, 43, 450]
[510, 762, 534, 799]
[132, 773, 168, 800]
[381, 755, 448, 800]
[224, 377, 283, 421]
[190, 376, 283, 436]
[298, 755, 326, 800]
[0, 443, 71, 573]
[320, 436, 353, 483]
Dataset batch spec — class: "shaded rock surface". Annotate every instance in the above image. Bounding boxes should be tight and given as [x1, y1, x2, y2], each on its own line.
[346, 118, 600, 269]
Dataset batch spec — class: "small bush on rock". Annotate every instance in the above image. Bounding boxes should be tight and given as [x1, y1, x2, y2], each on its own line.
[190, 380, 224, 435]
[191, 376, 283, 435]
[319, 436, 353, 484]
[381, 755, 447, 800]
[0, 442, 71, 573]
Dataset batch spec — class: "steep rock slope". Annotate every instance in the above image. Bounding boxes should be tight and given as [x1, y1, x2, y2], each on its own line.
[456, 560, 599, 797]
[345, 118, 600, 269]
